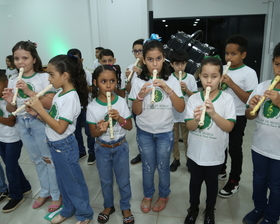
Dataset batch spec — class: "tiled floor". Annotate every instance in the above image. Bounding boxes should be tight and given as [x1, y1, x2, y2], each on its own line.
[0, 120, 257, 224]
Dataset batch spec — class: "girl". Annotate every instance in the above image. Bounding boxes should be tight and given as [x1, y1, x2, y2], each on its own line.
[5, 55, 18, 78]
[184, 57, 236, 224]
[128, 39, 185, 213]
[87, 65, 134, 224]
[27, 54, 93, 224]
[243, 42, 280, 224]
[2, 41, 61, 212]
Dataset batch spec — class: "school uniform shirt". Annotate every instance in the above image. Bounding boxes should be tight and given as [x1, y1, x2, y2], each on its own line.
[8, 72, 56, 116]
[128, 75, 184, 134]
[185, 91, 236, 166]
[172, 72, 198, 123]
[46, 89, 81, 141]
[126, 64, 138, 86]
[5, 68, 18, 78]
[0, 98, 20, 143]
[92, 59, 100, 71]
[120, 72, 126, 91]
[221, 64, 258, 116]
[246, 79, 280, 160]
[86, 95, 131, 142]
[85, 69, 93, 104]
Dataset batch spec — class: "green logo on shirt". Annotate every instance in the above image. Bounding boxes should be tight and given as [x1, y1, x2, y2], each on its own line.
[198, 113, 211, 129]
[151, 89, 164, 103]
[0, 109, 4, 117]
[220, 83, 229, 91]
[104, 113, 117, 127]
[18, 83, 34, 98]
[263, 100, 280, 118]
[49, 103, 58, 119]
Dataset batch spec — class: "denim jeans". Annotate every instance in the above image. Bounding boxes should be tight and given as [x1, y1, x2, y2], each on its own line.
[95, 137, 131, 210]
[0, 141, 31, 200]
[137, 128, 173, 198]
[251, 150, 280, 223]
[48, 134, 93, 221]
[75, 108, 95, 155]
[0, 161, 7, 192]
[17, 115, 60, 200]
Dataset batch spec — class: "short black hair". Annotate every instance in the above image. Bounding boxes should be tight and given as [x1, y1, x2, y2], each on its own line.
[95, 47, 104, 51]
[169, 49, 189, 63]
[132, 39, 144, 48]
[226, 35, 248, 53]
[99, 49, 114, 58]
[67, 48, 82, 59]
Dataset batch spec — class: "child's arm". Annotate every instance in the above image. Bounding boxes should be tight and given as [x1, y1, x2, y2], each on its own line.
[89, 120, 109, 137]
[221, 75, 251, 103]
[0, 115, 16, 127]
[115, 88, 126, 98]
[245, 95, 260, 120]
[2, 88, 17, 113]
[181, 82, 193, 97]
[132, 82, 152, 115]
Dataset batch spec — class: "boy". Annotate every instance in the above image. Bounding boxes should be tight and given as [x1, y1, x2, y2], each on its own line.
[67, 48, 96, 165]
[98, 49, 126, 98]
[92, 47, 104, 71]
[169, 50, 197, 172]
[0, 71, 32, 212]
[218, 35, 258, 198]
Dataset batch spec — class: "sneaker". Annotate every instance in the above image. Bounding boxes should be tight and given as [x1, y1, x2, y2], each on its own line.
[130, 154, 141, 164]
[218, 172, 227, 180]
[2, 198, 25, 213]
[184, 205, 199, 224]
[218, 180, 239, 198]
[204, 206, 215, 224]
[23, 188, 32, 196]
[79, 153, 87, 160]
[87, 154, 96, 165]
[243, 209, 264, 224]
[170, 159, 180, 172]
[0, 190, 9, 203]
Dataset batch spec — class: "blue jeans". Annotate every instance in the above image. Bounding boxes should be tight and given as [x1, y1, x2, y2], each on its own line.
[17, 115, 60, 200]
[0, 141, 31, 200]
[75, 108, 95, 155]
[48, 134, 93, 221]
[0, 162, 7, 193]
[137, 128, 173, 198]
[95, 137, 131, 210]
[252, 150, 280, 223]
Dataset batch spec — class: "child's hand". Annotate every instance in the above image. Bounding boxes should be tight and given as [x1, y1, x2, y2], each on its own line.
[205, 99, 216, 116]
[193, 105, 203, 122]
[125, 68, 131, 78]
[25, 106, 38, 116]
[16, 80, 31, 95]
[97, 119, 109, 132]
[248, 95, 261, 109]
[153, 79, 173, 94]
[27, 96, 44, 112]
[132, 65, 142, 75]
[221, 75, 234, 88]
[181, 82, 188, 91]
[264, 90, 280, 107]
[2, 88, 14, 104]
[138, 82, 152, 98]
[109, 109, 120, 121]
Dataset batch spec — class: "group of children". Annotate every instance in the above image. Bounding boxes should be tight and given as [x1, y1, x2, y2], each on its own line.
[0, 33, 279, 224]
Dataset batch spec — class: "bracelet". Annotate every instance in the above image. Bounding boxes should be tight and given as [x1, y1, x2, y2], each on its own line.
[32, 113, 39, 119]
[137, 94, 144, 101]
[167, 89, 174, 97]
[119, 119, 127, 127]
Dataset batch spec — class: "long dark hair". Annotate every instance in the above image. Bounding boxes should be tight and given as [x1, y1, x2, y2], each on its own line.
[48, 55, 88, 108]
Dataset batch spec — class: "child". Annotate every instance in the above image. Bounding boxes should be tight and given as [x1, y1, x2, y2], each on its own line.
[242, 42, 280, 224]
[0, 162, 8, 203]
[218, 35, 258, 198]
[169, 49, 197, 172]
[125, 38, 144, 165]
[27, 54, 93, 224]
[92, 47, 104, 71]
[128, 38, 185, 213]
[98, 49, 126, 98]
[86, 65, 134, 224]
[67, 48, 96, 165]
[5, 55, 17, 78]
[0, 71, 32, 212]
[184, 57, 236, 224]
[2, 40, 61, 212]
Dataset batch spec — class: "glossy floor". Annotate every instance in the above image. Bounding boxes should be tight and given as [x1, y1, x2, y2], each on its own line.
[1, 120, 257, 224]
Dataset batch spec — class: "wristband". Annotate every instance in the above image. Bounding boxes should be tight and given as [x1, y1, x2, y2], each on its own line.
[167, 89, 174, 97]
[119, 119, 127, 127]
[32, 113, 39, 119]
[137, 94, 144, 101]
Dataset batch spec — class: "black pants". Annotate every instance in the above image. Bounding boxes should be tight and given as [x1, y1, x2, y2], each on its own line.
[221, 116, 247, 183]
[188, 159, 222, 206]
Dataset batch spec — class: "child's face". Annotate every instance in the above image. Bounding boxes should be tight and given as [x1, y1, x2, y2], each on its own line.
[225, 43, 246, 69]
[6, 58, 11, 68]
[143, 48, 165, 76]
[13, 49, 36, 73]
[0, 80, 8, 97]
[273, 56, 280, 77]
[199, 64, 221, 90]
[170, 61, 187, 73]
[47, 64, 65, 89]
[94, 70, 117, 97]
[99, 55, 116, 65]
[95, 49, 101, 59]
[132, 44, 143, 60]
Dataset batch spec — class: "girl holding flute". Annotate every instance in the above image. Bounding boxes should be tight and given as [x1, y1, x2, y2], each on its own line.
[86, 65, 134, 224]
[243, 43, 280, 224]
[184, 57, 236, 224]
[26, 54, 93, 224]
[128, 38, 185, 213]
[2, 41, 61, 212]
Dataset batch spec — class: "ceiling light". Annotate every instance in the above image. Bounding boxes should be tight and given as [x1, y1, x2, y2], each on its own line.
[165, 24, 168, 27]
[162, 20, 166, 22]
[196, 19, 200, 21]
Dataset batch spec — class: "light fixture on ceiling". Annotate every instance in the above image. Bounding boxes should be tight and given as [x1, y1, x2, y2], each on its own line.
[162, 20, 166, 22]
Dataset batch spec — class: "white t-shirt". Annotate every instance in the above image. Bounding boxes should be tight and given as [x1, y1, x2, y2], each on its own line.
[172, 72, 198, 123]
[86, 95, 131, 142]
[8, 72, 56, 116]
[46, 89, 80, 141]
[128, 75, 184, 134]
[246, 79, 280, 160]
[120, 72, 126, 90]
[92, 59, 100, 71]
[5, 68, 18, 78]
[0, 99, 20, 143]
[221, 64, 258, 116]
[85, 69, 93, 104]
[185, 91, 236, 166]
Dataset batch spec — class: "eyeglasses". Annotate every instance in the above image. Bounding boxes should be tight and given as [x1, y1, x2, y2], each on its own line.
[132, 50, 143, 55]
